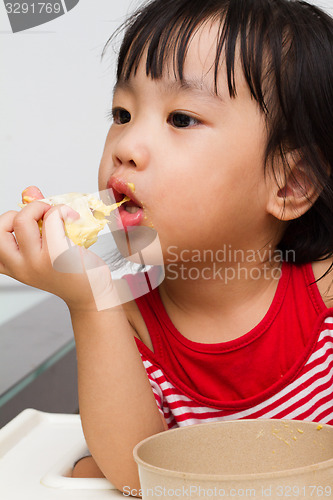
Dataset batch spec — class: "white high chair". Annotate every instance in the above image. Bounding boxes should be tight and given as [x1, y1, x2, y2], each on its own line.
[0, 409, 124, 499]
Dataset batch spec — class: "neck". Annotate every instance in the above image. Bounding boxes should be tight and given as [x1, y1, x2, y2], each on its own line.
[158, 251, 283, 341]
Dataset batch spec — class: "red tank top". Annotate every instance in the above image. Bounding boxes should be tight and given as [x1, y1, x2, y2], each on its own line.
[128, 262, 331, 409]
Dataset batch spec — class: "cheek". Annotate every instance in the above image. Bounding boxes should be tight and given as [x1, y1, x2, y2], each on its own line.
[98, 129, 115, 189]
[98, 150, 114, 191]
[98, 160, 108, 192]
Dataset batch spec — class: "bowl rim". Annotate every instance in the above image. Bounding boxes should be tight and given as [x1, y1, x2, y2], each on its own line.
[133, 419, 333, 482]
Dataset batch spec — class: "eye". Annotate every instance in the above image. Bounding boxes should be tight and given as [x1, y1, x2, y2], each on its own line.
[112, 108, 131, 125]
[168, 112, 200, 128]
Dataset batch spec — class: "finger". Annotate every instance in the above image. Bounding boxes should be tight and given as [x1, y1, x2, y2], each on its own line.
[42, 204, 82, 272]
[22, 185, 44, 203]
[13, 200, 53, 259]
[0, 210, 21, 273]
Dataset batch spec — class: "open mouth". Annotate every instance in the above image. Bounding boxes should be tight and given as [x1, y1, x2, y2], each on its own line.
[107, 178, 144, 228]
[119, 195, 142, 214]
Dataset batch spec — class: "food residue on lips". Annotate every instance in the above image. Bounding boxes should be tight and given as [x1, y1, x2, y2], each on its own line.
[126, 181, 148, 223]
[126, 181, 145, 208]
[19, 192, 129, 248]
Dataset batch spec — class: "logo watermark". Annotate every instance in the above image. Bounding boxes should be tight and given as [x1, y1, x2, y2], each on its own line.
[123, 484, 332, 498]
[39, 192, 296, 309]
[123, 485, 257, 498]
[4, 0, 80, 33]
[42, 189, 164, 311]
[165, 245, 295, 283]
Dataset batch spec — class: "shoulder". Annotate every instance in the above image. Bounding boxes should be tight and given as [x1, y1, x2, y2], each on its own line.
[121, 297, 154, 351]
[311, 256, 333, 308]
[113, 276, 155, 352]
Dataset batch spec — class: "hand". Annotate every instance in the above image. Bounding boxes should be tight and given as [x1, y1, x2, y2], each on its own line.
[0, 186, 117, 312]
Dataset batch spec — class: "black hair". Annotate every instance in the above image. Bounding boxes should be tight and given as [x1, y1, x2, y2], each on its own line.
[104, 0, 333, 266]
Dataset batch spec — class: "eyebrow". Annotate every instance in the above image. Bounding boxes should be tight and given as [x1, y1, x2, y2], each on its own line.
[113, 77, 223, 102]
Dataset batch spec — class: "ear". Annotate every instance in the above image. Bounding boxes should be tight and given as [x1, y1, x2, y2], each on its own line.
[266, 155, 320, 221]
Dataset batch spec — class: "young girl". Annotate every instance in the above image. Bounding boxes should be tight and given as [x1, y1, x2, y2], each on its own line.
[1, 0, 333, 493]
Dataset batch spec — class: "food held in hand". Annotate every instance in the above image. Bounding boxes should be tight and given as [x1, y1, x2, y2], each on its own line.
[20, 191, 129, 248]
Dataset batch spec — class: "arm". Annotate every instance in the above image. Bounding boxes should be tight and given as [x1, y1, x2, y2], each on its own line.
[72, 456, 105, 478]
[69, 305, 166, 491]
[0, 195, 166, 491]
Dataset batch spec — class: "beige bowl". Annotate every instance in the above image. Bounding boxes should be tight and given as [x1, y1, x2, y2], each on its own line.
[133, 419, 333, 499]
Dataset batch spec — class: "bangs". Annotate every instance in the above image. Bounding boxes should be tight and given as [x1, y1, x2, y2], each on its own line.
[104, 0, 288, 113]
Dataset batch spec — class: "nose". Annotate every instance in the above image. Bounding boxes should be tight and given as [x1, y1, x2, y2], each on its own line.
[112, 123, 150, 170]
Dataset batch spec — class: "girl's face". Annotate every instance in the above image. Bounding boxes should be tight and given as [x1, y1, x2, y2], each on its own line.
[99, 22, 278, 262]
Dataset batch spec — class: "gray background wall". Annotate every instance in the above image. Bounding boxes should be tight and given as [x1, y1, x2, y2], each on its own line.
[0, 0, 333, 425]
[1, 0, 333, 289]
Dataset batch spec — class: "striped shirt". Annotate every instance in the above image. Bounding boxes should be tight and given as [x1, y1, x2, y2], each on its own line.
[138, 314, 333, 428]
[131, 263, 333, 428]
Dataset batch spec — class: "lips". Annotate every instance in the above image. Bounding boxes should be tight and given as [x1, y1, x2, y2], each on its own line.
[107, 177, 144, 228]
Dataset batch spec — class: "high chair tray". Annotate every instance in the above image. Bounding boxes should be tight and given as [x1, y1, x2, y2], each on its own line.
[0, 408, 123, 499]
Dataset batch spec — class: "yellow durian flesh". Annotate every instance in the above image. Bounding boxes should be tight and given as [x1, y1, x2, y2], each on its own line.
[19, 193, 129, 248]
